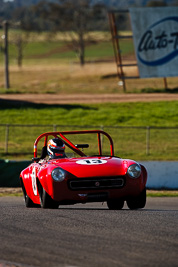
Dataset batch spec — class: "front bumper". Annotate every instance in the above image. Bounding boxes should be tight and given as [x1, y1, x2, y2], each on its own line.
[50, 174, 146, 204]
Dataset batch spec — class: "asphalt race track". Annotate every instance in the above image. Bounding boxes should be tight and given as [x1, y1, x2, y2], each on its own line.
[0, 197, 178, 267]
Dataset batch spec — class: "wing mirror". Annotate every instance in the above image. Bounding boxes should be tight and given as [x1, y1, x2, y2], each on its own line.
[75, 144, 89, 151]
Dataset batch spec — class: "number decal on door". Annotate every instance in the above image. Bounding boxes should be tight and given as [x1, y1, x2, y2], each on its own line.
[32, 167, 38, 196]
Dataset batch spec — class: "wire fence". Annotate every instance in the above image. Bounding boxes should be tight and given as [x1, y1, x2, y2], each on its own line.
[0, 124, 178, 160]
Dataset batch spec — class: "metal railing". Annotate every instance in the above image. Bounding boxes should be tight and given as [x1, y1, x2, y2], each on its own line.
[0, 124, 178, 159]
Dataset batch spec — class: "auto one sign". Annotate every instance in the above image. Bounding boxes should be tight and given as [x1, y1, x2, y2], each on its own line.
[129, 7, 178, 78]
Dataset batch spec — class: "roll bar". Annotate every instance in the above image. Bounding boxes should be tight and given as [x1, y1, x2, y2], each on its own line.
[33, 130, 114, 158]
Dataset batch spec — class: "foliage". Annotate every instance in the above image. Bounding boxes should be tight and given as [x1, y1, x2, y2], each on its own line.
[0, 0, 109, 66]
[30, 0, 108, 65]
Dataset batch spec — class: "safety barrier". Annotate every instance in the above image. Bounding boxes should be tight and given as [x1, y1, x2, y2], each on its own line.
[141, 161, 178, 189]
[0, 159, 31, 187]
[0, 159, 178, 189]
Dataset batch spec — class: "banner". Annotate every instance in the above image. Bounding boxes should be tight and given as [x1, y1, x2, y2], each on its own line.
[129, 7, 178, 78]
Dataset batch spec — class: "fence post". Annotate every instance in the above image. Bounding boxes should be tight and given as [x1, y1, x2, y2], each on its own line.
[5, 124, 9, 154]
[53, 124, 57, 131]
[146, 126, 150, 155]
[3, 21, 10, 89]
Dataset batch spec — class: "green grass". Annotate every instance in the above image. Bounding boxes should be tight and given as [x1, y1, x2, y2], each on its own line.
[147, 191, 178, 197]
[0, 27, 134, 65]
[0, 101, 178, 160]
[1, 101, 178, 127]
[0, 37, 133, 64]
[85, 40, 133, 59]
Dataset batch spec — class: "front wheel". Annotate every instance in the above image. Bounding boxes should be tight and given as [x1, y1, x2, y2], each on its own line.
[107, 198, 124, 210]
[39, 185, 58, 209]
[126, 188, 146, 210]
[21, 181, 40, 208]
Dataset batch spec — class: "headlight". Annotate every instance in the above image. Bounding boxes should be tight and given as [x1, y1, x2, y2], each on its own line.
[127, 164, 141, 178]
[51, 168, 65, 182]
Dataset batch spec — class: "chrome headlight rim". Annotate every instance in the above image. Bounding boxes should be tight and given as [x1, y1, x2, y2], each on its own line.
[127, 163, 141, 179]
[51, 167, 65, 182]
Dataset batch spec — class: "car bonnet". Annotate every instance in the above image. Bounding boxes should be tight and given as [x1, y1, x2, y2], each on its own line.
[51, 157, 128, 178]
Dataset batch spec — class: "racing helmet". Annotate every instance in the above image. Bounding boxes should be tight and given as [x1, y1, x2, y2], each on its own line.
[47, 138, 65, 159]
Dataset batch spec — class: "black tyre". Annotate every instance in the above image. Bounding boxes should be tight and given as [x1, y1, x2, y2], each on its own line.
[126, 188, 146, 210]
[39, 186, 58, 209]
[25, 194, 38, 208]
[107, 198, 124, 210]
[21, 180, 40, 208]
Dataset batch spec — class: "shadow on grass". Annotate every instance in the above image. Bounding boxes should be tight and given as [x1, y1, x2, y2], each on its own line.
[0, 99, 96, 110]
[141, 87, 178, 93]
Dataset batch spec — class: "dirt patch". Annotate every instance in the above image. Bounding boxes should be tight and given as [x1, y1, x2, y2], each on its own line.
[0, 187, 22, 194]
[1, 93, 178, 104]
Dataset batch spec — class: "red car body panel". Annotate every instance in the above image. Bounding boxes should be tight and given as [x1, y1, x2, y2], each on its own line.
[20, 130, 147, 207]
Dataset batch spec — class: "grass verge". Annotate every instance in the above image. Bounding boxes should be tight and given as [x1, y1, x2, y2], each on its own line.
[0, 189, 177, 197]
[147, 190, 178, 197]
[0, 188, 23, 197]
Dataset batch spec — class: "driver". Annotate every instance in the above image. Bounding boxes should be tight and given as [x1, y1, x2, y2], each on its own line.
[47, 138, 66, 159]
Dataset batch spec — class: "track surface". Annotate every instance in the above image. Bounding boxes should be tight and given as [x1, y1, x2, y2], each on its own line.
[1, 93, 178, 104]
[0, 197, 178, 267]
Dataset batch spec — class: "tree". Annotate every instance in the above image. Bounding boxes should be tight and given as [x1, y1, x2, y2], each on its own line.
[11, 31, 29, 68]
[10, 7, 32, 68]
[1, 0, 107, 67]
[33, 0, 107, 66]
[61, 0, 91, 66]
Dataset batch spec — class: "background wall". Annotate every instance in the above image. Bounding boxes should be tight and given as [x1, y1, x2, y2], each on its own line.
[141, 161, 178, 189]
[0, 160, 31, 187]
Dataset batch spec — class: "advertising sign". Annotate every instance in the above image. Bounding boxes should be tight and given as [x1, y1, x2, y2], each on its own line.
[129, 7, 178, 78]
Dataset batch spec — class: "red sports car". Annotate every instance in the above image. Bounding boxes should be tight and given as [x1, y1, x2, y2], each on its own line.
[20, 130, 147, 209]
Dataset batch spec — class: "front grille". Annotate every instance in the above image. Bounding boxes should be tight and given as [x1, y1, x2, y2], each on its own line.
[87, 192, 108, 202]
[68, 176, 125, 190]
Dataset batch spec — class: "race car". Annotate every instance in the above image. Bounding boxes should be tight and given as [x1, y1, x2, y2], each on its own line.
[20, 130, 147, 210]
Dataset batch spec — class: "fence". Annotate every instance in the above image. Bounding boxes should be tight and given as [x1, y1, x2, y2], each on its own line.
[0, 124, 178, 160]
